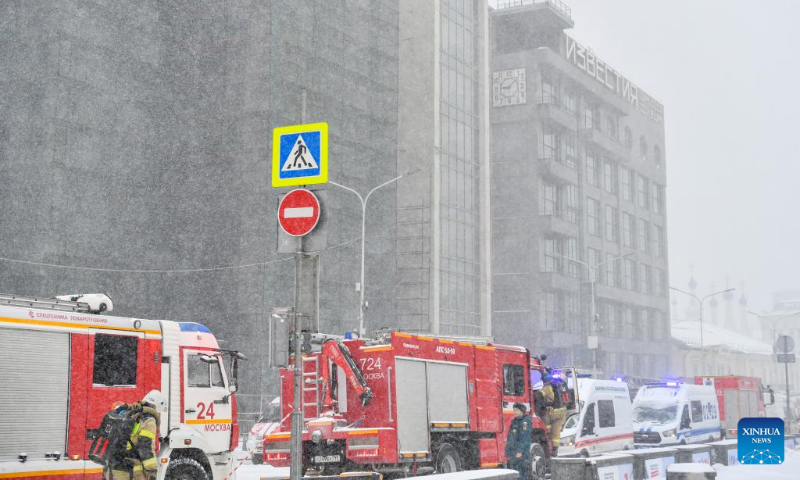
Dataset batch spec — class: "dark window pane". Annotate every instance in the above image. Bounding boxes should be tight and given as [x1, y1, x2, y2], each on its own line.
[93, 334, 138, 386]
[599, 399, 615, 428]
[503, 364, 525, 396]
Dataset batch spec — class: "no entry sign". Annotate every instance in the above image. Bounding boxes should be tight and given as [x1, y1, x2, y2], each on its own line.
[278, 189, 321, 237]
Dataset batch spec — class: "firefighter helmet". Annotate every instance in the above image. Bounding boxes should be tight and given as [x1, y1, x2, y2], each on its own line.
[143, 390, 167, 412]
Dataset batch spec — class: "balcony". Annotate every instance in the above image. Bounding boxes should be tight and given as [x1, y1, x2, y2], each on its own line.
[494, 0, 574, 30]
[537, 98, 579, 130]
[539, 214, 579, 238]
[538, 155, 579, 184]
[539, 271, 581, 291]
[580, 126, 629, 160]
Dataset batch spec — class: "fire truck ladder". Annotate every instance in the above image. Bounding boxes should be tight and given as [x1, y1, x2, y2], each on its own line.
[0, 293, 91, 313]
[302, 355, 321, 419]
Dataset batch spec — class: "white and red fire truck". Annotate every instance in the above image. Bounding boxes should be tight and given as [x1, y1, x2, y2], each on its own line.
[694, 375, 773, 438]
[263, 332, 562, 479]
[0, 293, 243, 480]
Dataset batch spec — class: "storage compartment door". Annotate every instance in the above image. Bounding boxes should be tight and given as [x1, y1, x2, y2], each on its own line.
[0, 328, 70, 459]
[426, 362, 469, 424]
[394, 358, 429, 454]
[723, 389, 739, 430]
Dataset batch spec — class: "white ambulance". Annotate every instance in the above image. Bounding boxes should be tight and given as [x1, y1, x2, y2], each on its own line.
[632, 382, 722, 447]
[559, 379, 634, 457]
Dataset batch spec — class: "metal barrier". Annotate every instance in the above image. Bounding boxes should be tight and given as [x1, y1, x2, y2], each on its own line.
[625, 447, 678, 479]
[708, 439, 738, 466]
[666, 463, 717, 480]
[674, 444, 712, 465]
[551, 454, 635, 480]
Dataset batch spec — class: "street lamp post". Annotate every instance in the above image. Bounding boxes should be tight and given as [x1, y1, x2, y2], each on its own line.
[330, 170, 419, 336]
[562, 252, 633, 377]
[669, 287, 734, 351]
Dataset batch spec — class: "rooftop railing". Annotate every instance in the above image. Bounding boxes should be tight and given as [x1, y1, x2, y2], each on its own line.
[496, 0, 572, 20]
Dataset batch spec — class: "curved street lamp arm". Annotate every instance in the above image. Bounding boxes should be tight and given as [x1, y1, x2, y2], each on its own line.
[329, 181, 365, 205]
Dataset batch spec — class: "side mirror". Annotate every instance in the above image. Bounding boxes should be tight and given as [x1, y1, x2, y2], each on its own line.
[228, 385, 237, 393]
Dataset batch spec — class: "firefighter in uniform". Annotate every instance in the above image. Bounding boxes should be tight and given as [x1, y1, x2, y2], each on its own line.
[505, 402, 532, 479]
[108, 390, 165, 480]
[541, 375, 566, 456]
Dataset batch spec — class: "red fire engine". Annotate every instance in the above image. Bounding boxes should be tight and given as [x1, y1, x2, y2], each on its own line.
[694, 375, 774, 438]
[0, 293, 243, 480]
[263, 332, 561, 478]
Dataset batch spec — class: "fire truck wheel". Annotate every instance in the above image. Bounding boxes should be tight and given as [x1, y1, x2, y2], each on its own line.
[529, 443, 546, 480]
[434, 443, 462, 473]
[252, 454, 263, 465]
[165, 457, 210, 480]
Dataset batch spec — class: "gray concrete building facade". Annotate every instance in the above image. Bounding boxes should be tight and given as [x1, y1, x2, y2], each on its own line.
[0, 0, 495, 430]
[394, 0, 492, 337]
[0, 0, 400, 425]
[490, 0, 671, 380]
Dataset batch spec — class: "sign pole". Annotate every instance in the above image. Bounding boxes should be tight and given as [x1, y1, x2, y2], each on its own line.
[785, 359, 792, 434]
[290, 235, 304, 480]
[289, 92, 307, 480]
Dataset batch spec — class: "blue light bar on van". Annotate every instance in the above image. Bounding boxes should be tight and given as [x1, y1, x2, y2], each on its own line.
[615, 376, 624, 382]
[178, 322, 212, 333]
[666, 381, 679, 387]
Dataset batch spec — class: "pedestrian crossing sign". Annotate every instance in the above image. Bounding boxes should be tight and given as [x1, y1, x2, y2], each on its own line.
[272, 122, 328, 187]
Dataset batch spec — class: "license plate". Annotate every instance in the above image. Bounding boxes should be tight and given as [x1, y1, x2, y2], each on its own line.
[312, 455, 341, 464]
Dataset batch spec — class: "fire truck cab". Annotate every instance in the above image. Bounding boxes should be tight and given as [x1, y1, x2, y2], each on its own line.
[264, 332, 554, 478]
[0, 293, 242, 480]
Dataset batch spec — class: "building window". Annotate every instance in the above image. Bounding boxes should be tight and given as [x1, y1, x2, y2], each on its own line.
[654, 225, 664, 257]
[587, 198, 600, 236]
[604, 302, 617, 337]
[539, 178, 557, 216]
[540, 237, 562, 273]
[606, 116, 618, 139]
[623, 258, 636, 290]
[605, 252, 618, 287]
[620, 306, 633, 339]
[588, 247, 601, 283]
[624, 126, 632, 148]
[563, 183, 579, 223]
[638, 218, 650, 253]
[542, 127, 560, 160]
[564, 133, 577, 166]
[636, 174, 648, 209]
[622, 213, 634, 247]
[639, 135, 648, 161]
[541, 75, 557, 104]
[566, 292, 581, 332]
[541, 291, 563, 330]
[652, 183, 663, 214]
[604, 205, 618, 242]
[586, 150, 598, 186]
[620, 167, 632, 201]
[584, 103, 594, 129]
[654, 145, 662, 168]
[639, 263, 651, 294]
[603, 159, 616, 194]
[653, 267, 664, 296]
[564, 88, 576, 115]
[564, 237, 580, 278]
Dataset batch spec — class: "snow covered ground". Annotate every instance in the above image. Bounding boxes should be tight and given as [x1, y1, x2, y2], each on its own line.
[230, 448, 800, 479]
[715, 448, 800, 480]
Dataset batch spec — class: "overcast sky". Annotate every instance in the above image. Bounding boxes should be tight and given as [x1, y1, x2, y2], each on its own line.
[493, 0, 800, 312]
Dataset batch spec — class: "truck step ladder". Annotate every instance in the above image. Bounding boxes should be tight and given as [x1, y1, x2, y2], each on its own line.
[0, 293, 91, 313]
[302, 355, 321, 418]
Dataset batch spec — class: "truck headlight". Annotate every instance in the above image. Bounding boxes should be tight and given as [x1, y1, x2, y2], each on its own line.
[662, 429, 676, 439]
[311, 430, 323, 444]
[561, 434, 575, 447]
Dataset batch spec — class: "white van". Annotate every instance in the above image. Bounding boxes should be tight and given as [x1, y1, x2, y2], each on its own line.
[632, 383, 722, 447]
[559, 379, 634, 457]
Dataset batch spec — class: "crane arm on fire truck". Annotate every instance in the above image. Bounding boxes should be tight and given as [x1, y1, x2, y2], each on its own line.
[322, 339, 374, 407]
